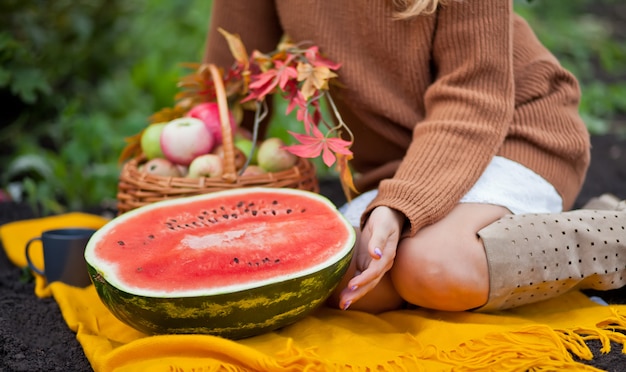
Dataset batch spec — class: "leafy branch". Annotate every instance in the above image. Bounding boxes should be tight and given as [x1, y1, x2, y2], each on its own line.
[121, 28, 358, 197]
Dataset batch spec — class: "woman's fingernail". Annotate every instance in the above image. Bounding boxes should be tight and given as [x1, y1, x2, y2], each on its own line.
[374, 247, 383, 258]
[343, 300, 352, 310]
[350, 285, 358, 291]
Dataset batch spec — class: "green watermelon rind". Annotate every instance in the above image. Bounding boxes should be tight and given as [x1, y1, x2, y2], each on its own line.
[88, 246, 352, 339]
[85, 187, 356, 339]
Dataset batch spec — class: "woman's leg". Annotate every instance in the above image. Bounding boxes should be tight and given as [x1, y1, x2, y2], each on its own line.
[390, 203, 510, 311]
[328, 202, 510, 313]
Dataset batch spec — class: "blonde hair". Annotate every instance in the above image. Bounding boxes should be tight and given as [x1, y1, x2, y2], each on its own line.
[392, 0, 447, 19]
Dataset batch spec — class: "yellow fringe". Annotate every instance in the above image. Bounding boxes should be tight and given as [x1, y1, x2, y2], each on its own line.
[433, 310, 626, 371]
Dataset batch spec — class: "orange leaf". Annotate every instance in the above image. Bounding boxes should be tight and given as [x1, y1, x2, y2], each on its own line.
[296, 62, 337, 100]
[218, 28, 249, 69]
[335, 153, 359, 202]
[118, 132, 144, 164]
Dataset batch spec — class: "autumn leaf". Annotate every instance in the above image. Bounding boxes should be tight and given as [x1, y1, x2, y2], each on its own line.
[218, 28, 249, 69]
[304, 46, 342, 70]
[283, 83, 307, 115]
[118, 132, 144, 164]
[296, 62, 337, 100]
[149, 106, 187, 124]
[336, 153, 358, 202]
[245, 60, 298, 102]
[286, 126, 352, 167]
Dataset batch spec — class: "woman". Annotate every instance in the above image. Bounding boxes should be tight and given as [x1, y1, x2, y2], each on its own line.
[204, 0, 625, 313]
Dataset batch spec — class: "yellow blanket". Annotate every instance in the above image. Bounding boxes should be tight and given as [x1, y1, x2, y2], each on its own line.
[2, 213, 626, 371]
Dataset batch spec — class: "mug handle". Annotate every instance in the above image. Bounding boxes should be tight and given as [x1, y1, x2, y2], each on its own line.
[25, 237, 45, 276]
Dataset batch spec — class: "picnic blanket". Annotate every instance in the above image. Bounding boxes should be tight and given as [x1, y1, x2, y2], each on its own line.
[2, 213, 626, 371]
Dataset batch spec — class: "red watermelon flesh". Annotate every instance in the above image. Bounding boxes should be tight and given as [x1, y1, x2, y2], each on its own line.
[89, 188, 354, 297]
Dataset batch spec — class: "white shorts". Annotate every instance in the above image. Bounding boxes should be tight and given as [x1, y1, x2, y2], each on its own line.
[339, 156, 563, 227]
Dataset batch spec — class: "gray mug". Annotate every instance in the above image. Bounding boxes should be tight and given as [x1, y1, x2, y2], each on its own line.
[24, 228, 97, 287]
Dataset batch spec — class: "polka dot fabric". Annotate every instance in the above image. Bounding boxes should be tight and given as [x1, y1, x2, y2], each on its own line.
[477, 198, 626, 312]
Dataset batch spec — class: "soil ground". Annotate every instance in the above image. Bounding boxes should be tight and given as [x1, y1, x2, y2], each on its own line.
[1, 135, 626, 371]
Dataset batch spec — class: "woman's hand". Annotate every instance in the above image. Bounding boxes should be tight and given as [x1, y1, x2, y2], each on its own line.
[340, 206, 406, 310]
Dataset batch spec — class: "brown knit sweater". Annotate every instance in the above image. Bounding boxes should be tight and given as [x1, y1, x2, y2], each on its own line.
[204, 0, 590, 236]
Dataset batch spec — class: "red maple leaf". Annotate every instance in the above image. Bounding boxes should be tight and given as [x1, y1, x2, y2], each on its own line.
[286, 126, 352, 167]
[244, 59, 297, 102]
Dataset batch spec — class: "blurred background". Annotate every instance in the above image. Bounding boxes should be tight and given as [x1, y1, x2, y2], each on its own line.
[1, 0, 625, 215]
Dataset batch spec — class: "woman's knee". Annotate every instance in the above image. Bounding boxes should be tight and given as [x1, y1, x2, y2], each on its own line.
[389, 204, 508, 311]
[390, 239, 487, 310]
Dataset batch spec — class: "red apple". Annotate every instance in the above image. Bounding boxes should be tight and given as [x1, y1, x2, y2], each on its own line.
[186, 102, 237, 146]
[187, 154, 224, 178]
[160, 117, 214, 166]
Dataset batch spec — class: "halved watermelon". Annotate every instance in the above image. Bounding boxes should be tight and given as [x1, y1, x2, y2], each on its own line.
[84, 187, 355, 339]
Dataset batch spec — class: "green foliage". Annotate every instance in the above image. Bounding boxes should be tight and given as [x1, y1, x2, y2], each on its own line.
[1, 0, 212, 215]
[515, 0, 626, 135]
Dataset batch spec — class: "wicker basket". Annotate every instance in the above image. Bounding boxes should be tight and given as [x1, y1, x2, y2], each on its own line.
[116, 64, 319, 214]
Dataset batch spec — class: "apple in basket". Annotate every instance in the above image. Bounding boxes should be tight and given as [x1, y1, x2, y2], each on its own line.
[187, 154, 224, 178]
[140, 122, 167, 160]
[257, 137, 298, 172]
[160, 117, 214, 166]
[142, 158, 181, 177]
[186, 102, 237, 146]
[212, 144, 247, 170]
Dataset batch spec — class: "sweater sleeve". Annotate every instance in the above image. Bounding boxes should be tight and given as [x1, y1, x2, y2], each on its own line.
[363, 1, 515, 236]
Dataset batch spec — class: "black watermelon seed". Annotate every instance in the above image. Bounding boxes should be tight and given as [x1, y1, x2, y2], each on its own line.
[274, 259, 280, 263]
[252, 210, 258, 216]
[198, 215, 204, 220]
[233, 257, 240, 264]
[272, 200, 278, 205]
[286, 209, 292, 214]
[117, 241, 125, 246]
[237, 201, 245, 207]
[231, 214, 237, 218]
[148, 235, 154, 239]
[222, 214, 229, 219]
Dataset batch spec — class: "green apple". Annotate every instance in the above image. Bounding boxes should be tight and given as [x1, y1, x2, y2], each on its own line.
[140, 122, 167, 160]
[234, 138, 258, 165]
[257, 137, 298, 172]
